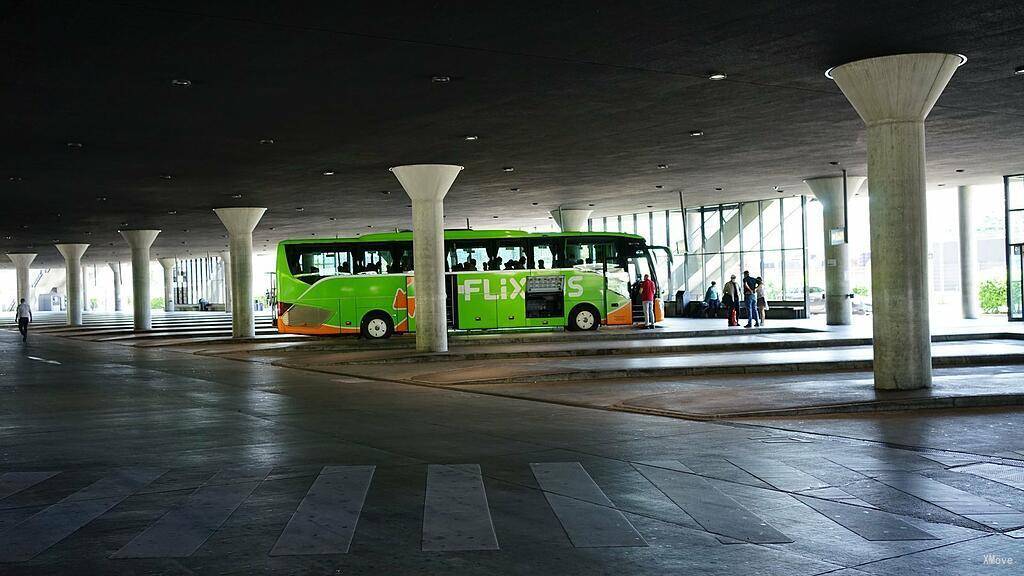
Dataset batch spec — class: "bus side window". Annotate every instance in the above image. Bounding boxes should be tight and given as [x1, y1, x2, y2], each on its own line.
[495, 240, 528, 270]
[564, 239, 594, 267]
[532, 239, 562, 269]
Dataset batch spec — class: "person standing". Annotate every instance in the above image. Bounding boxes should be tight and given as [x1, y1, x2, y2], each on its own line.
[704, 281, 720, 318]
[722, 275, 740, 326]
[742, 271, 759, 328]
[15, 298, 32, 342]
[639, 273, 657, 329]
[755, 276, 768, 326]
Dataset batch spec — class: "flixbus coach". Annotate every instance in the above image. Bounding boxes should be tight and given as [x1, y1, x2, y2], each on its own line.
[275, 229, 672, 339]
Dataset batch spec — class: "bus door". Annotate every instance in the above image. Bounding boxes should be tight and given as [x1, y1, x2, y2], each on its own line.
[494, 240, 527, 328]
[451, 242, 496, 330]
[648, 245, 674, 301]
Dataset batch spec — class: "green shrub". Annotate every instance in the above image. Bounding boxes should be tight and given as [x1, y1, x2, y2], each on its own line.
[979, 279, 1006, 314]
[852, 286, 870, 297]
[151, 296, 164, 310]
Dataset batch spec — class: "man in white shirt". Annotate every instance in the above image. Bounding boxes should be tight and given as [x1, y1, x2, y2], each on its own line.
[15, 298, 32, 342]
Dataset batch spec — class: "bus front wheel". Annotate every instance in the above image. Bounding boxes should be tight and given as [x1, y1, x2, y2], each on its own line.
[568, 305, 600, 332]
[361, 311, 394, 340]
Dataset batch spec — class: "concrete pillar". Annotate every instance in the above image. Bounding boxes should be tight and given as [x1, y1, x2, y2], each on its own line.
[7, 253, 36, 307]
[803, 176, 867, 326]
[550, 209, 593, 232]
[81, 265, 90, 313]
[958, 185, 981, 319]
[390, 164, 463, 353]
[219, 251, 232, 312]
[108, 262, 123, 311]
[120, 230, 160, 331]
[159, 258, 176, 312]
[54, 244, 89, 326]
[214, 208, 266, 338]
[828, 52, 964, 390]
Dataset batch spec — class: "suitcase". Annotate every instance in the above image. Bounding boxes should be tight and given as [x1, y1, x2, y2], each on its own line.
[728, 308, 738, 326]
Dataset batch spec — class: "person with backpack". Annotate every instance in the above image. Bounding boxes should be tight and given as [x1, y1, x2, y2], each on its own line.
[722, 275, 740, 326]
[704, 281, 720, 318]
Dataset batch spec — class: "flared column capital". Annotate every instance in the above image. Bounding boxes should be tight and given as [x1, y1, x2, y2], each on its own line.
[55, 243, 89, 261]
[7, 253, 37, 268]
[119, 229, 161, 250]
[158, 257, 176, 270]
[213, 207, 266, 237]
[390, 164, 464, 202]
[550, 208, 593, 232]
[827, 53, 965, 125]
[803, 176, 867, 208]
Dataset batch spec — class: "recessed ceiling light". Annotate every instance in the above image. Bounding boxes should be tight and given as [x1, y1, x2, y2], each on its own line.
[160, 174, 172, 180]
[588, 203, 595, 207]
[180, 241, 186, 244]
[21, 224, 29, 229]
[829, 161, 840, 166]
[431, 75, 451, 83]
[96, 196, 107, 201]
[773, 185, 782, 192]
[531, 202, 539, 206]
[646, 205, 653, 208]
[84, 231, 91, 235]
[168, 210, 177, 215]
[329, 217, 336, 221]
[406, 204, 412, 208]
[657, 164, 668, 169]
[510, 187, 520, 192]
[259, 138, 274, 145]
[1015, 66, 1024, 76]
[4, 236, 10, 240]
[269, 227, 276, 231]
[380, 190, 391, 195]
[171, 79, 192, 87]
[714, 187, 723, 191]
[655, 185, 663, 189]
[502, 166, 515, 172]
[295, 207, 304, 212]
[367, 225, 373, 228]
[182, 228, 189, 232]
[937, 183, 946, 187]
[708, 72, 728, 80]
[492, 216, 499, 219]
[463, 135, 479, 141]
[52, 239, 59, 243]
[9, 176, 22, 182]
[689, 130, 704, 137]
[120, 222, 128, 227]
[66, 142, 83, 149]
[955, 169, 965, 173]
[322, 170, 335, 176]
[232, 193, 243, 199]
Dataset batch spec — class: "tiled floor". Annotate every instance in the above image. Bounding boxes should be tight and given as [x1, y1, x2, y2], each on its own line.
[2, 324, 1024, 574]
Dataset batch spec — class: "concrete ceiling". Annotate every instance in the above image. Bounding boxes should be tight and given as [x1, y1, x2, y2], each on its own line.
[3, 0, 1024, 266]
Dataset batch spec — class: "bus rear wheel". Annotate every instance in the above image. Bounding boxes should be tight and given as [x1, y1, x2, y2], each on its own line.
[568, 304, 600, 332]
[361, 311, 394, 340]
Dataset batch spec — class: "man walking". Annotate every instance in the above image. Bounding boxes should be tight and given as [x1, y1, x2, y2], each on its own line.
[704, 281, 720, 318]
[639, 273, 657, 329]
[722, 275, 740, 326]
[15, 298, 32, 342]
[742, 271, 759, 328]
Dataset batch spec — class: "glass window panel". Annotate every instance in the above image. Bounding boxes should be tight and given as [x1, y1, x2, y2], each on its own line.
[451, 241, 489, 272]
[1009, 176, 1024, 210]
[621, 215, 635, 235]
[669, 210, 684, 254]
[740, 201, 761, 252]
[1011, 245, 1022, 319]
[1010, 210, 1024, 244]
[704, 253, 723, 292]
[783, 249, 806, 300]
[762, 199, 782, 250]
[495, 241, 528, 270]
[703, 209, 722, 253]
[783, 196, 803, 249]
[590, 218, 604, 232]
[761, 251, 784, 299]
[685, 254, 704, 297]
[636, 212, 651, 244]
[722, 207, 740, 253]
[743, 252, 762, 283]
[652, 211, 667, 247]
[722, 252, 740, 288]
[605, 216, 619, 233]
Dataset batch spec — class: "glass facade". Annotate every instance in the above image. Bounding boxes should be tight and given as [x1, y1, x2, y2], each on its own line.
[1006, 174, 1024, 321]
[587, 196, 810, 305]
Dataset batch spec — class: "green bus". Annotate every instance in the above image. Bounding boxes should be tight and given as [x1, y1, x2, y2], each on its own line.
[275, 229, 670, 339]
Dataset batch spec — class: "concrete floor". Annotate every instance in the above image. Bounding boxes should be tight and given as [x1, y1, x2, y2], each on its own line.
[2, 322, 1024, 574]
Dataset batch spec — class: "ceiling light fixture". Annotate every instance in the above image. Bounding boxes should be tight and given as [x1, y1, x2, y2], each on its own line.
[232, 193, 243, 199]
[295, 207, 304, 212]
[531, 202, 539, 206]
[9, 176, 22, 182]
[322, 171, 335, 176]
[492, 216, 499, 219]
[160, 174, 172, 180]
[938, 183, 946, 187]
[329, 217, 336, 221]
[955, 169, 965, 173]
[431, 75, 451, 83]
[714, 187, 723, 191]
[689, 130, 704, 137]
[259, 138, 274, 145]
[168, 210, 177, 215]
[657, 164, 668, 169]
[171, 79, 192, 87]
[708, 72, 728, 80]
[502, 166, 515, 172]
[646, 205, 653, 208]
[655, 185, 663, 189]
[829, 161, 840, 166]
[1015, 66, 1024, 76]
[510, 187, 520, 192]
[96, 196, 107, 201]
[588, 203, 595, 207]
[463, 135, 479, 141]
[380, 190, 391, 195]
[66, 142, 83, 149]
